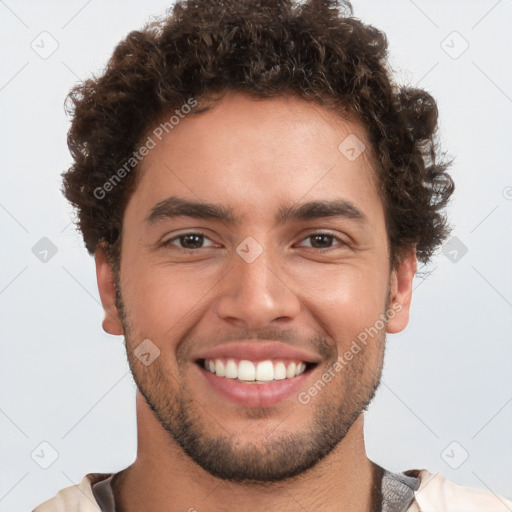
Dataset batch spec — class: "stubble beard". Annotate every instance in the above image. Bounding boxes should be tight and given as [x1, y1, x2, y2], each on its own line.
[115, 281, 386, 484]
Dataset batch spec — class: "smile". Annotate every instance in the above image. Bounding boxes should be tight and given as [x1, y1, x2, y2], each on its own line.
[200, 358, 312, 383]
[196, 358, 318, 407]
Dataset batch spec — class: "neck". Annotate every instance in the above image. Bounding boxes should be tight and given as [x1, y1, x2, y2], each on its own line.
[112, 393, 380, 512]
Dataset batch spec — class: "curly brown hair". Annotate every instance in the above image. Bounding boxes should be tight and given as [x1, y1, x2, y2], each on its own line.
[62, 0, 454, 270]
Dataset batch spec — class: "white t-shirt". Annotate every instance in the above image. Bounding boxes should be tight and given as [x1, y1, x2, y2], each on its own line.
[32, 468, 512, 511]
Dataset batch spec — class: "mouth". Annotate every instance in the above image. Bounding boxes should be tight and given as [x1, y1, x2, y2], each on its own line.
[194, 357, 318, 407]
[197, 358, 317, 383]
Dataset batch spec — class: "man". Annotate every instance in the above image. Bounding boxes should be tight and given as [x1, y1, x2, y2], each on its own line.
[34, 0, 512, 510]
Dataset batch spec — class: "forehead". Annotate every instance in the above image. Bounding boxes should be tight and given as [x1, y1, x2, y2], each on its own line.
[126, 91, 382, 225]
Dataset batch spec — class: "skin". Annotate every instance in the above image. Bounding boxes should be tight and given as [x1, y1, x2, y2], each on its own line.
[95, 91, 417, 512]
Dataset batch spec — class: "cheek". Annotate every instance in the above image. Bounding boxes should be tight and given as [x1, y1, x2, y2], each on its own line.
[120, 260, 219, 340]
[291, 262, 389, 343]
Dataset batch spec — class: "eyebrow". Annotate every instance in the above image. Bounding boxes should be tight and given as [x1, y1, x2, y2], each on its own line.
[145, 195, 367, 226]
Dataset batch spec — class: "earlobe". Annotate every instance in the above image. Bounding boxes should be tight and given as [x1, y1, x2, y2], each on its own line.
[386, 248, 417, 334]
[95, 247, 124, 336]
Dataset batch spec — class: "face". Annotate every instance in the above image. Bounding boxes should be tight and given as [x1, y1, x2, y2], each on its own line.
[96, 91, 415, 483]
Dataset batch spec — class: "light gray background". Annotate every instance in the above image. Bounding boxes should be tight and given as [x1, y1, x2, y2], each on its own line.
[1, 1, 511, 510]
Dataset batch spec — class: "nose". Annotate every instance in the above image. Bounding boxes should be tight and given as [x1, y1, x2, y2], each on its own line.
[214, 243, 301, 330]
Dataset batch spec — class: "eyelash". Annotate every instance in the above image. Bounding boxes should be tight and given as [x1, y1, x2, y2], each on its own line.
[162, 231, 347, 252]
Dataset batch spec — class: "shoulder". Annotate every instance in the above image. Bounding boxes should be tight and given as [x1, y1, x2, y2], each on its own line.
[32, 473, 112, 512]
[407, 469, 512, 511]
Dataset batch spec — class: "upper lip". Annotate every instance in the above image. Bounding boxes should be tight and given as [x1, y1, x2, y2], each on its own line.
[194, 341, 321, 364]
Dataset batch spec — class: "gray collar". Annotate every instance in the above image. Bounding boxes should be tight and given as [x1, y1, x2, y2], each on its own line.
[381, 469, 420, 512]
[92, 467, 420, 512]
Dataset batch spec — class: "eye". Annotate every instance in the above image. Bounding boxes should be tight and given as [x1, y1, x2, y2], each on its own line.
[162, 231, 346, 252]
[296, 232, 345, 250]
[162, 232, 217, 250]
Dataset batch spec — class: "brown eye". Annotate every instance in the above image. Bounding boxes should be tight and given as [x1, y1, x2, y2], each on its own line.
[163, 232, 215, 250]
[179, 234, 204, 249]
[297, 232, 344, 250]
[308, 234, 335, 249]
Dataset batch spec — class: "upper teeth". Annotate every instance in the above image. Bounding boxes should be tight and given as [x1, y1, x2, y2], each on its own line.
[204, 359, 307, 382]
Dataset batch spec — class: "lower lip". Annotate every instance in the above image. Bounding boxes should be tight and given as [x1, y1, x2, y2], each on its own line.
[196, 364, 314, 407]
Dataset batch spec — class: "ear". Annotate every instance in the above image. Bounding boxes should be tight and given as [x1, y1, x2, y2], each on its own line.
[386, 248, 417, 334]
[95, 246, 124, 336]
